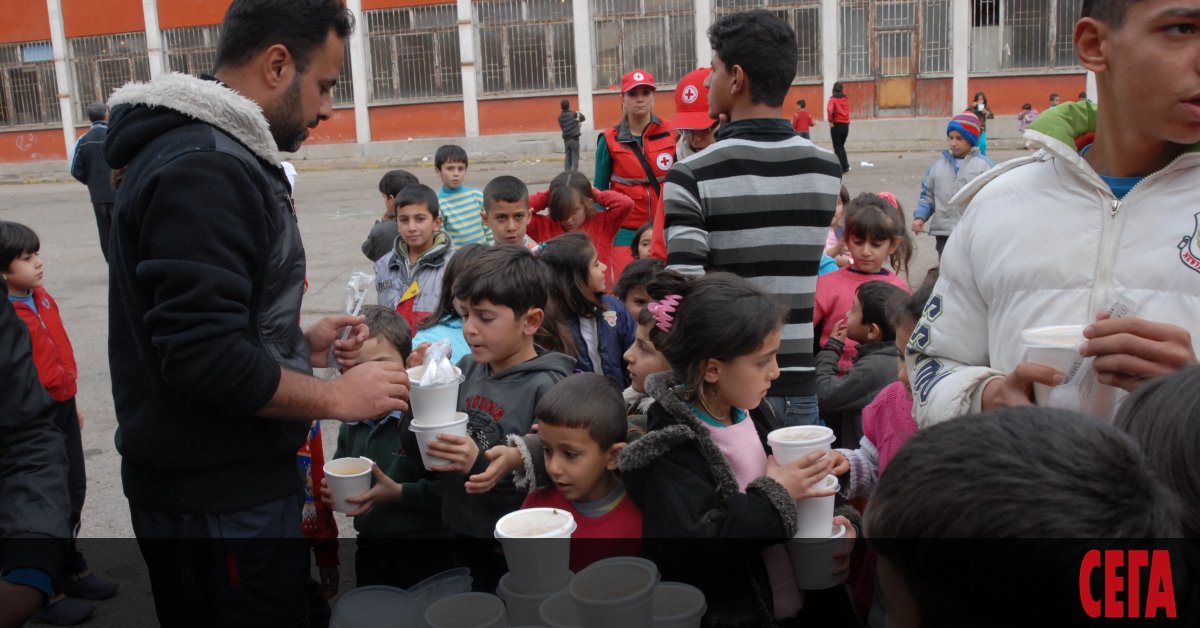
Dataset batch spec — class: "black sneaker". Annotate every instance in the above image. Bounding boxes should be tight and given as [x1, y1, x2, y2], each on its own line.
[30, 597, 95, 626]
[60, 573, 118, 601]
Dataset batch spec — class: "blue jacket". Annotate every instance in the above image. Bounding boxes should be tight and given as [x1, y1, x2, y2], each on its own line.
[413, 317, 470, 364]
[914, 148, 994, 236]
[569, 295, 636, 388]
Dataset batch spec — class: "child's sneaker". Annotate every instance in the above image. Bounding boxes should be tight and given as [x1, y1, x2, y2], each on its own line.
[30, 596, 94, 626]
[60, 572, 118, 601]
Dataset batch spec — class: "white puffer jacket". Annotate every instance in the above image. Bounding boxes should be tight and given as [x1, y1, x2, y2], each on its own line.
[907, 101, 1200, 425]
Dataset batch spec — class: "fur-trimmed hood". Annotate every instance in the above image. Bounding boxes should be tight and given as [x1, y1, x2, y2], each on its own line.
[105, 72, 281, 169]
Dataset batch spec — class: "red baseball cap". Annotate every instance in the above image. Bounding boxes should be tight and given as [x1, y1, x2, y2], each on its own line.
[621, 69, 656, 93]
[672, 68, 716, 130]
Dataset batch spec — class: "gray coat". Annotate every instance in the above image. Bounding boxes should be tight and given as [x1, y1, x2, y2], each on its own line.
[914, 148, 994, 236]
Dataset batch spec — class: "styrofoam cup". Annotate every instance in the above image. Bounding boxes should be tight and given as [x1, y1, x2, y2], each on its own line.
[498, 570, 571, 625]
[768, 426, 835, 466]
[407, 365, 464, 425]
[539, 590, 581, 628]
[323, 456, 374, 514]
[424, 592, 507, 628]
[568, 556, 657, 628]
[1021, 325, 1085, 405]
[786, 523, 848, 591]
[495, 508, 577, 595]
[330, 585, 415, 628]
[794, 474, 840, 538]
[409, 412, 469, 471]
[652, 582, 707, 628]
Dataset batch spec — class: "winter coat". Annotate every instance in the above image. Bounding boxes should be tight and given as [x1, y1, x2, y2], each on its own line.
[566, 294, 637, 388]
[913, 148, 995, 236]
[375, 231, 454, 331]
[71, 121, 114, 203]
[9, 287, 78, 402]
[826, 96, 850, 125]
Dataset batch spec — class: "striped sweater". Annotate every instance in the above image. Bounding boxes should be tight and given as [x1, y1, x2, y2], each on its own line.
[664, 118, 842, 396]
[438, 185, 492, 246]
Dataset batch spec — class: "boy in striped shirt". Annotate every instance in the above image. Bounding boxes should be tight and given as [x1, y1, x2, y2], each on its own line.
[434, 145, 492, 246]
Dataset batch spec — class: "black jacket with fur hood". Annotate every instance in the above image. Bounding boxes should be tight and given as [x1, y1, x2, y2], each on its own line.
[619, 372, 862, 627]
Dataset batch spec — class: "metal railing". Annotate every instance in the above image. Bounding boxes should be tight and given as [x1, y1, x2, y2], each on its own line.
[476, 0, 577, 95]
[920, 0, 951, 75]
[714, 0, 822, 81]
[838, 0, 870, 78]
[970, 0, 1083, 73]
[591, 0, 695, 91]
[366, 6, 462, 103]
[70, 33, 151, 125]
[0, 41, 60, 129]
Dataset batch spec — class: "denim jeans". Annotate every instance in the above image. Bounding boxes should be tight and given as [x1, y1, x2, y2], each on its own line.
[763, 394, 822, 430]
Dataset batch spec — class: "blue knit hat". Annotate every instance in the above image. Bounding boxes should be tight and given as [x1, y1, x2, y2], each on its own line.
[947, 112, 981, 147]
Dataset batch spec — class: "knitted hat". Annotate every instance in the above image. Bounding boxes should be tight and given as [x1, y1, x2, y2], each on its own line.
[947, 112, 981, 146]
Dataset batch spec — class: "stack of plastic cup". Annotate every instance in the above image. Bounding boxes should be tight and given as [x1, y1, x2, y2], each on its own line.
[406, 364, 468, 470]
[330, 585, 415, 628]
[322, 456, 374, 514]
[651, 582, 707, 628]
[424, 592, 507, 628]
[408, 412, 469, 471]
[786, 523, 849, 591]
[567, 556, 658, 628]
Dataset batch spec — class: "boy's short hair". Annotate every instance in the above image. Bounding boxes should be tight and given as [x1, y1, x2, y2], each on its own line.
[1082, 0, 1131, 28]
[434, 144, 469, 170]
[394, 184, 440, 219]
[0, 221, 40, 271]
[483, 176, 530, 211]
[361, 304, 413, 361]
[378, 169, 418, 198]
[797, 99, 806, 108]
[1049, 92, 1059, 100]
[615, 258, 664, 301]
[453, 245, 548, 318]
[856, 281, 905, 342]
[536, 373, 627, 450]
[1021, 102, 1032, 110]
[560, 99, 570, 110]
[708, 10, 797, 108]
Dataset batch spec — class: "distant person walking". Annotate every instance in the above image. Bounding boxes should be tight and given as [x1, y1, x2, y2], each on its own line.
[827, 82, 851, 173]
[70, 102, 114, 262]
[558, 99, 586, 172]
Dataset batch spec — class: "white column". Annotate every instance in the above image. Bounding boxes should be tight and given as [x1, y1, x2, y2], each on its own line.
[345, 0, 372, 144]
[46, 0, 77, 159]
[821, 0, 837, 107]
[693, 0, 710, 69]
[456, 0, 479, 137]
[142, 0, 166, 78]
[1085, 70, 1097, 104]
[572, 0, 594, 133]
[951, 0, 971, 115]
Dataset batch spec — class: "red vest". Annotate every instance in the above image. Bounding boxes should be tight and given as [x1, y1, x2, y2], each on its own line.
[10, 286, 78, 402]
[603, 117, 678, 230]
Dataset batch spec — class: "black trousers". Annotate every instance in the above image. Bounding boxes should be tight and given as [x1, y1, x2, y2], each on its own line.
[92, 202, 113, 263]
[935, 235, 949, 259]
[831, 123, 850, 172]
[51, 398, 86, 581]
[564, 137, 581, 172]
[130, 493, 307, 628]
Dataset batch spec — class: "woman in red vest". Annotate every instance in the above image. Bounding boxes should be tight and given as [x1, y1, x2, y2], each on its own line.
[594, 68, 678, 279]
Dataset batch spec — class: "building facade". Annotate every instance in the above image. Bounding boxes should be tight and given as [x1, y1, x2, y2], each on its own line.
[0, 0, 1088, 163]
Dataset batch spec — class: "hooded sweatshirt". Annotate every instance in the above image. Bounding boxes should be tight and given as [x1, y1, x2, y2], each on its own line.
[375, 230, 454, 331]
[436, 348, 574, 537]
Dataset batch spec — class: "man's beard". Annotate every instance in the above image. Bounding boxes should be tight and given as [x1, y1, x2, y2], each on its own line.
[265, 77, 311, 153]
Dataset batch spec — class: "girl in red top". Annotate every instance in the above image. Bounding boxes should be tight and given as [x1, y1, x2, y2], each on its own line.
[827, 82, 851, 173]
[528, 172, 633, 289]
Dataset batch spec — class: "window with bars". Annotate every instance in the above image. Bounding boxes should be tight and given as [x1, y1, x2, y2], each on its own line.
[838, 0, 870, 78]
[163, 25, 355, 106]
[0, 42, 60, 129]
[70, 33, 151, 124]
[476, 0, 576, 95]
[366, 6, 462, 103]
[714, 0, 821, 82]
[971, 0, 1083, 72]
[920, 0, 952, 75]
[591, 0, 694, 91]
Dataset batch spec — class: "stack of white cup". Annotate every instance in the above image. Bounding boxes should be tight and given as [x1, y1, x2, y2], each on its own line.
[767, 425, 838, 538]
[494, 508, 577, 625]
[536, 557, 706, 628]
[406, 364, 468, 470]
[424, 592, 508, 628]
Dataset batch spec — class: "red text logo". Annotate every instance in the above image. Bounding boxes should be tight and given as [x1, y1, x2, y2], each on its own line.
[1079, 549, 1176, 619]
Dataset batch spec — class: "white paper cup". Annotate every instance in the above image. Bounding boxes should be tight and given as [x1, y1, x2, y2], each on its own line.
[498, 570, 571, 625]
[408, 365, 465, 426]
[323, 456, 374, 514]
[330, 585, 416, 628]
[794, 474, 840, 538]
[787, 523, 848, 591]
[568, 557, 657, 628]
[539, 590, 582, 628]
[495, 508, 577, 595]
[424, 592, 507, 628]
[1021, 325, 1085, 405]
[768, 426, 835, 466]
[409, 412, 470, 471]
[652, 582, 707, 628]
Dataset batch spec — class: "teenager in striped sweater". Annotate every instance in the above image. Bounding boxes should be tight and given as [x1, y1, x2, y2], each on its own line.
[665, 9, 843, 429]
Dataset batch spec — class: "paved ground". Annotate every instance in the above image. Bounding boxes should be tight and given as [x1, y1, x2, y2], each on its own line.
[0, 145, 1026, 625]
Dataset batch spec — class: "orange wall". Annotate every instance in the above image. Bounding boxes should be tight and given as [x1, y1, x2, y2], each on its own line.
[0, 129, 67, 163]
[968, 74, 1086, 115]
[916, 78, 953, 118]
[843, 81, 876, 120]
[479, 96, 576, 135]
[592, 90, 678, 131]
[363, 0, 453, 8]
[0, 3, 51, 44]
[369, 103, 464, 140]
[157, 0, 231, 30]
[62, 0, 144, 38]
[307, 108, 357, 144]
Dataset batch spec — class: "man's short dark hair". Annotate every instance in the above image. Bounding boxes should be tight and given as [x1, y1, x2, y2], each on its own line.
[361, 305, 412, 362]
[394, 184, 440, 219]
[483, 176, 529, 212]
[0, 221, 39, 272]
[378, 170, 418, 198]
[435, 144, 469, 170]
[560, 99, 571, 110]
[454, 245, 548, 318]
[1081, 0, 1132, 28]
[536, 373, 628, 450]
[214, 0, 354, 74]
[708, 10, 798, 107]
[86, 102, 107, 123]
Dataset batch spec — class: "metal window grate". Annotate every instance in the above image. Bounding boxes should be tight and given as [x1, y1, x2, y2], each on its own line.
[971, 0, 1083, 73]
[920, 0, 951, 74]
[591, 0, 695, 90]
[838, 0, 870, 78]
[0, 41, 61, 129]
[714, 0, 822, 81]
[476, 0, 576, 95]
[365, 6, 462, 103]
[69, 33, 151, 124]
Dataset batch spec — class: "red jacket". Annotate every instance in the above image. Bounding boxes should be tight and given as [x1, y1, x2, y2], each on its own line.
[602, 118, 678, 230]
[791, 110, 815, 133]
[10, 287, 78, 402]
[827, 96, 851, 124]
[528, 188, 634, 287]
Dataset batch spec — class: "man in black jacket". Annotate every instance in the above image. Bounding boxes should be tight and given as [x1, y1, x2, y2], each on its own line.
[558, 99, 586, 172]
[70, 102, 115, 262]
[102, 1, 411, 625]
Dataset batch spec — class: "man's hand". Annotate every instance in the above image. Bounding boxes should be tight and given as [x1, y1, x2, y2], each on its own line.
[1081, 313, 1197, 391]
[343, 463, 403, 517]
[426, 434, 481, 474]
[329, 361, 409, 420]
[981, 362, 1065, 411]
[0, 581, 46, 628]
[306, 314, 368, 369]
[466, 446, 522, 494]
[911, 218, 925, 235]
